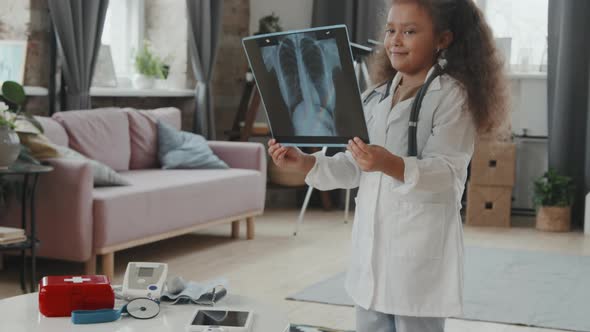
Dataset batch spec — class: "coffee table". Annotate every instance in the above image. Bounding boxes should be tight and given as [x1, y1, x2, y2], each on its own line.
[0, 292, 290, 332]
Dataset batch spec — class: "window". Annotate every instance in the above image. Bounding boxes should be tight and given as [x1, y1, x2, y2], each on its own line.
[100, 0, 145, 82]
[477, 0, 549, 72]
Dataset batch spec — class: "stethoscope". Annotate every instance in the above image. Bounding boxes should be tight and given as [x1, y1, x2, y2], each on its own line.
[71, 297, 161, 324]
[362, 64, 445, 157]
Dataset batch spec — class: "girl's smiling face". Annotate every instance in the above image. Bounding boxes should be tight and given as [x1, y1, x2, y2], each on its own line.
[384, 2, 442, 77]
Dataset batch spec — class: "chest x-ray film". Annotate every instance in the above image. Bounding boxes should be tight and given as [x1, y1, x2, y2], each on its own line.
[242, 25, 369, 146]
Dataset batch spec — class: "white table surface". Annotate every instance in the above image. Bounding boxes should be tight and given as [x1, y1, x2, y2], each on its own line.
[0, 292, 290, 332]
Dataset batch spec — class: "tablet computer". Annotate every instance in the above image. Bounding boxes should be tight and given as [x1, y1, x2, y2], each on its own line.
[242, 25, 369, 147]
[186, 309, 253, 332]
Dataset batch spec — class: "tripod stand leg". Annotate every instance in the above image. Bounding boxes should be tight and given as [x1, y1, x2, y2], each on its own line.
[294, 146, 328, 236]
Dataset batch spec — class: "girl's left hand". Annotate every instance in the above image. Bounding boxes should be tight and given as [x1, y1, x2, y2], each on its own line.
[347, 137, 392, 172]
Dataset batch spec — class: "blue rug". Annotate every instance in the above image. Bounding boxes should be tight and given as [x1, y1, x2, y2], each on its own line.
[287, 246, 590, 332]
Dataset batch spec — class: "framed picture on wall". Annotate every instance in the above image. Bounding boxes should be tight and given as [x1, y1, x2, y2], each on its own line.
[92, 44, 118, 88]
[0, 40, 27, 85]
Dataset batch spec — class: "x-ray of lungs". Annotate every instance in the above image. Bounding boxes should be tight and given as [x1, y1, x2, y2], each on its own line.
[261, 34, 341, 136]
[243, 25, 369, 147]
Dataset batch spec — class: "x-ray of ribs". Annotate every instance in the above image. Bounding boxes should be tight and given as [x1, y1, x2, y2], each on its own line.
[271, 35, 341, 136]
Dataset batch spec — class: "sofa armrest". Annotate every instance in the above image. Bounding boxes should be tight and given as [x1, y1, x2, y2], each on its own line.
[35, 158, 94, 261]
[208, 141, 267, 174]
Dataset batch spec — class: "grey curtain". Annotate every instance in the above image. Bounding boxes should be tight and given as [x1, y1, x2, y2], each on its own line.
[186, 0, 223, 139]
[548, 0, 590, 226]
[312, 0, 387, 44]
[48, 0, 109, 110]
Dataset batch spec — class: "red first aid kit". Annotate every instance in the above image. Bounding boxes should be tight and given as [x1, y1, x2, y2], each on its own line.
[38, 275, 115, 317]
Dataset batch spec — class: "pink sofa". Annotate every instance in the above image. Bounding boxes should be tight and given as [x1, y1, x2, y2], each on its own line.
[2, 107, 266, 280]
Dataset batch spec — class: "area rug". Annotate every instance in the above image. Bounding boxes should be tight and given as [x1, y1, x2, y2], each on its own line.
[290, 324, 352, 332]
[287, 246, 590, 332]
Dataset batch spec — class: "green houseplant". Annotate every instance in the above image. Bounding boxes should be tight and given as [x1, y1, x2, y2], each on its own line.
[0, 81, 43, 167]
[0, 81, 44, 205]
[0, 100, 20, 169]
[532, 168, 575, 232]
[133, 41, 169, 89]
[254, 12, 283, 35]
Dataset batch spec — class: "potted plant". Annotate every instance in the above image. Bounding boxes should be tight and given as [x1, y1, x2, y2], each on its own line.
[0, 81, 43, 168]
[254, 12, 283, 35]
[247, 13, 283, 81]
[533, 168, 576, 232]
[133, 41, 168, 89]
[0, 100, 20, 169]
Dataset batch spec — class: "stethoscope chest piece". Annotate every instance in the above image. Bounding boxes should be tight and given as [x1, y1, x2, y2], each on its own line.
[125, 297, 160, 319]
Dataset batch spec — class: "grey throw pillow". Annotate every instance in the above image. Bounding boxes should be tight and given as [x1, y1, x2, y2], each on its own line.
[157, 121, 229, 169]
[55, 145, 131, 187]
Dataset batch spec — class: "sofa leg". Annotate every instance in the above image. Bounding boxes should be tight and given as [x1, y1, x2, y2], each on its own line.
[231, 221, 240, 239]
[102, 253, 115, 281]
[84, 256, 96, 275]
[247, 217, 255, 240]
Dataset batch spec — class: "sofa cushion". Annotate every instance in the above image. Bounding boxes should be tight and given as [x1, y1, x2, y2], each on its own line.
[18, 133, 60, 160]
[35, 116, 69, 146]
[55, 145, 131, 187]
[157, 121, 229, 169]
[53, 108, 131, 171]
[127, 107, 181, 170]
[92, 169, 266, 248]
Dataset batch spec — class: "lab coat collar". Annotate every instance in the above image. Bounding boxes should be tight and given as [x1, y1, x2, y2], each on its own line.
[385, 66, 443, 128]
[391, 65, 442, 94]
[371, 80, 391, 97]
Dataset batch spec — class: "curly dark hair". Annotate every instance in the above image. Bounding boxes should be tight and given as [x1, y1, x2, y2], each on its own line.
[368, 0, 510, 136]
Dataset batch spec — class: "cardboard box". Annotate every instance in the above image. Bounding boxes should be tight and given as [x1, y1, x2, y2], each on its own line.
[466, 183, 512, 227]
[471, 141, 516, 186]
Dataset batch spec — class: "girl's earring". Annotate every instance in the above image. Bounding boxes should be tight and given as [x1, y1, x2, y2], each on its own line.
[437, 49, 448, 69]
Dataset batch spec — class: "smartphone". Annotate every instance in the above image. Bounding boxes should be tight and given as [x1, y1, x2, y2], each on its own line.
[186, 309, 254, 332]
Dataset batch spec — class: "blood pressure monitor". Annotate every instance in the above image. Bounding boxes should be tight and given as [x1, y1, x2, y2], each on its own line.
[122, 262, 168, 300]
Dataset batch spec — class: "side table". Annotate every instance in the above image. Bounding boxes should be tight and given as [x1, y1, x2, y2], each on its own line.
[0, 161, 53, 293]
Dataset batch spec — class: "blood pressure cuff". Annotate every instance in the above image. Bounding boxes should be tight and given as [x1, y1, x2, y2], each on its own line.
[160, 276, 228, 305]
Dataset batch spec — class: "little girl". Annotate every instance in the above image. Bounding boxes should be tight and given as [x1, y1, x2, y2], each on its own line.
[269, 0, 508, 331]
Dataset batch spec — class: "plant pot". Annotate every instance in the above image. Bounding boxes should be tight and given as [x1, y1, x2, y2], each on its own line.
[154, 78, 168, 89]
[0, 126, 20, 169]
[536, 206, 571, 232]
[132, 74, 155, 89]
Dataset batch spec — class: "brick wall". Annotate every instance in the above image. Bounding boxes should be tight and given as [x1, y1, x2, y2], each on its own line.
[211, 0, 251, 139]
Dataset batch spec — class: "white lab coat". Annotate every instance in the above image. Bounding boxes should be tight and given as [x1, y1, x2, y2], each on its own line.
[305, 66, 476, 317]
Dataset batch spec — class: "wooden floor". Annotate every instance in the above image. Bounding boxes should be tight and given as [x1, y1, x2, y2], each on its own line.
[1, 208, 589, 331]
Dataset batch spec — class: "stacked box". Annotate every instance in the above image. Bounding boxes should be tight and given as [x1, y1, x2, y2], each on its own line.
[470, 141, 516, 186]
[466, 184, 512, 227]
[466, 141, 516, 227]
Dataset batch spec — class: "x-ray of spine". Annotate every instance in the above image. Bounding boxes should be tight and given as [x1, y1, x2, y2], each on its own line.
[261, 34, 341, 136]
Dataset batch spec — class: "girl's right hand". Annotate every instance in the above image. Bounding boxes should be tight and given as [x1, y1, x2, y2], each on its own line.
[267, 139, 313, 172]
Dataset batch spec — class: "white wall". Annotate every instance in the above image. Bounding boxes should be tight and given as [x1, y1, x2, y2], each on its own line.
[508, 75, 548, 137]
[249, 0, 314, 35]
[0, 0, 29, 39]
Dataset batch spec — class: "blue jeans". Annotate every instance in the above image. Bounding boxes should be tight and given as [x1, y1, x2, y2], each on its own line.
[355, 306, 445, 332]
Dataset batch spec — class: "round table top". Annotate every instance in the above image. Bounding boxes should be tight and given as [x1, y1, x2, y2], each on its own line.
[0, 292, 290, 332]
[0, 162, 53, 175]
